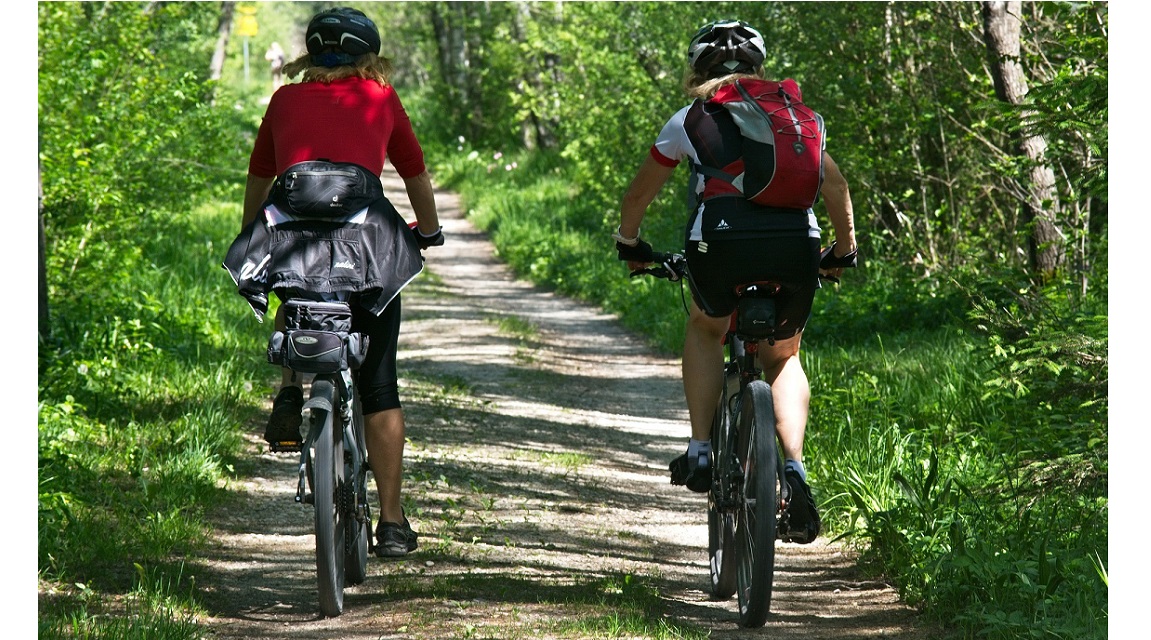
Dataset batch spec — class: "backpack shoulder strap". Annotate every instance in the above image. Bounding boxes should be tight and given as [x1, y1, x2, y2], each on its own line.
[693, 162, 739, 183]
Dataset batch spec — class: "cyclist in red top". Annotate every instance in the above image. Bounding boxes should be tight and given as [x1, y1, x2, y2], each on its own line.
[242, 7, 442, 557]
[614, 20, 858, 544]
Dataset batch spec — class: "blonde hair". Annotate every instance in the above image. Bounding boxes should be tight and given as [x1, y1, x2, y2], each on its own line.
[682, 67, 766, 100]
[282, 52, 394, 86]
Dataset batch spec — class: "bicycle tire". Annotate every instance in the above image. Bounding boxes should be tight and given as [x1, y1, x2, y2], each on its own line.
[344, 393, 370, 586]
[707, 366, 739, 600]
[734, 380, 778, 628]
[310, 378, 346, 617]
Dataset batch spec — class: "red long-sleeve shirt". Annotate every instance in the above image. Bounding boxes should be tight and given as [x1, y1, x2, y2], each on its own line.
[247, 77, 426, 179]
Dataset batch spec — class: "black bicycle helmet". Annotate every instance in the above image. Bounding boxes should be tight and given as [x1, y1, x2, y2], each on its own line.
[687, 20, 767, 78]
[305, 7, 381, 59]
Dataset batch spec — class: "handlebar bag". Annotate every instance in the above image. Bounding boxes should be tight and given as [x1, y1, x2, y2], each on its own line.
[269, 160, 384, 218]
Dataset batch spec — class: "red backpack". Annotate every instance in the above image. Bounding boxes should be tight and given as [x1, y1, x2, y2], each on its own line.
[697, 78, 825, 210]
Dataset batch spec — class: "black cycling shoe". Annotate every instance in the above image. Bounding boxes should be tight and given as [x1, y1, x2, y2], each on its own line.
[781, 468, 821, 544]
[669, 452, 711, 493]
[375, 516, 418, 557]
[264, 386, 304, 450]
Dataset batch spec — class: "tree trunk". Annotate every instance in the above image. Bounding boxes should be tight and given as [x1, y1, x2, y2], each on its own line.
[462, 2, 486, 137]
[513, 1, 558, 150]
[430, 2, 471, 137]
[38, 155, 49, 340]
[209, 1, 235, 82]
[982, 1, 1065, 278]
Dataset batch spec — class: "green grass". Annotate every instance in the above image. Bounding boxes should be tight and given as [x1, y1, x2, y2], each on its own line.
[489, 313, 541, 341]
[39, 563, 205, 640]
[38, 197, 267, 638]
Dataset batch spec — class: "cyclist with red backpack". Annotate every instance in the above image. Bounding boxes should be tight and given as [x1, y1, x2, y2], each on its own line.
[614, 20, 858, 544]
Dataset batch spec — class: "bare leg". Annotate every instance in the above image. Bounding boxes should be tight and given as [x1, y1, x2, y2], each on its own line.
[757, 333, 809, 463]
[364, 407, 406, 524]
[682, 301, 730, 441]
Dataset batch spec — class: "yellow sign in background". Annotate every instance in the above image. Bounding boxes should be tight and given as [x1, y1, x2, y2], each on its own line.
[236, 4, 258, 37]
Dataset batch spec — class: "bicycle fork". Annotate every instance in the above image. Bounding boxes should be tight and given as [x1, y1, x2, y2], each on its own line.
[293, 377, 340, 505]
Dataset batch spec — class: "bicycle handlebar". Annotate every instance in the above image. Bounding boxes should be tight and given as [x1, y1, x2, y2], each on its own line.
[630, 250, 847, 284]
[629, 252, 687, 282]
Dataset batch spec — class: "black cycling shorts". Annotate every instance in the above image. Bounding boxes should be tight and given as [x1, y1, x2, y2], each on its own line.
[351, 295, 403, 414]
[684, 234, 821, 340]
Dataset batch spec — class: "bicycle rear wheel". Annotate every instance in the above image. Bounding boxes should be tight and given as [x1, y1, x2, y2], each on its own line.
[707, 367, 739, 600]
[309, 378, 347, 617]
[734, 380, 778, 628]
[344, 392, 370, 586]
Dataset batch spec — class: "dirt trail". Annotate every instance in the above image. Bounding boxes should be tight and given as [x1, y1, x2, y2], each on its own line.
[196, 168, 933, 639]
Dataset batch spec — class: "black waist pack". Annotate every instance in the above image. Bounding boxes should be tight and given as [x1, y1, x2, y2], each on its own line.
[269, 160, 383, 218]
[267, 299, 369, 373]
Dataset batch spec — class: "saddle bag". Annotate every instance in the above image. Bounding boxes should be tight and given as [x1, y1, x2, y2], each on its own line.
[267, 299, 369, 373]
[736, 292, 778, 340]
[269, 160, 384, 218]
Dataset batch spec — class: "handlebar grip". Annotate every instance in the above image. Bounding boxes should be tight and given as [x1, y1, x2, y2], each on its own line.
[629, 252, 686, 281]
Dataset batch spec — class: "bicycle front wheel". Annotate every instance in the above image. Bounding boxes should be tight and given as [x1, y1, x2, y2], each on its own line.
[310, 378, 347, 617]
[734, 380, 778, 628]
[344, 391, 370, 586]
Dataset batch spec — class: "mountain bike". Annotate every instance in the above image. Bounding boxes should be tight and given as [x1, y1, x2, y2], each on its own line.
[266, 297, 373, 617]
[633, 252, 807, 628]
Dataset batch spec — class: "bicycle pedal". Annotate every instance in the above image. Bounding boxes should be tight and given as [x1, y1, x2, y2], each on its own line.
[268, 440, 302, 453]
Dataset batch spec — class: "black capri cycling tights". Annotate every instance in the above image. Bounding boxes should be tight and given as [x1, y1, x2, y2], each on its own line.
[684, 235, 822, 341]
[351, 294, 403, 414]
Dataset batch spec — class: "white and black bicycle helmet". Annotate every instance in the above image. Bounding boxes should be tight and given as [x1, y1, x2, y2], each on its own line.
[687, 20, 767, 78]
[305, 7, 381, 64]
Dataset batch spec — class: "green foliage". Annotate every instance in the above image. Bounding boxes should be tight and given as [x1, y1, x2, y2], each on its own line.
[38, 198, 266, 584]
[963, 272, 1107, 457]
[38, 2, 249, 311]
[803, 314, 1105, 638]
[38, 195, 267, 634]
[1017, 2, 1108, 204]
